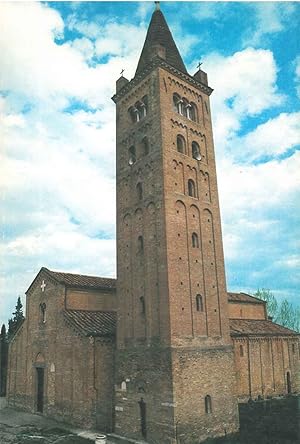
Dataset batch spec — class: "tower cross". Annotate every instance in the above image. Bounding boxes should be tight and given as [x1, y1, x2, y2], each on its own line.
[197, 61, 203, 69]
[41, 280, 46, 292]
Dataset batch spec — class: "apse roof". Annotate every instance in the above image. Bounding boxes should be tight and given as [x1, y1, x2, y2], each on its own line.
[135, 8, 187, 76]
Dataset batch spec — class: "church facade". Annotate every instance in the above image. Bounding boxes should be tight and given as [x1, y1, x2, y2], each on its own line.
[6, 6, 300, 444]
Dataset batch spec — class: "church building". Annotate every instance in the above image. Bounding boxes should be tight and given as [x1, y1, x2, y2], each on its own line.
[6, 5, 299, 444]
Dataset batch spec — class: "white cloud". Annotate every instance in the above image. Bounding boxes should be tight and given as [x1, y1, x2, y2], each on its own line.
[238, 112, 300, 161]
[242, 2, 296, 47]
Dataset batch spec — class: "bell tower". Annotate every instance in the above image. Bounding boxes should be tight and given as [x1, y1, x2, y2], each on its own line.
[113, 5, 239, 443]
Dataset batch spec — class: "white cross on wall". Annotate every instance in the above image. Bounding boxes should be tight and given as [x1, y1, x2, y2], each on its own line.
[41, 280, 46, 292]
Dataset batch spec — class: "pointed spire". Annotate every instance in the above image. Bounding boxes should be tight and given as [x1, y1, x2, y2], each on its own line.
[135, 6, 187, 77]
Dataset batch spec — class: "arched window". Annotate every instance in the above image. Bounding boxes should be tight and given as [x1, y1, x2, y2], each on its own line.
[192, 141, 201, 160]
[140, 296, 146, 315]
[39, 303, 46, 323]
[192, 232, 199, 248]
[190, 102, 198, 122]
[142, 137, 149, 156]
[177, 135, 186, 154]
[137, 183, 143, 200]
[205, 395, 212, 414]
[240, 344, 244, 357]
[173, 93, 183, 114]
[196, 294, 203, 312]
[129, 96, 148, 123]
[128, 146, 136, 165]
[138, 235, 144, 253]
[188, 179, 196, 197]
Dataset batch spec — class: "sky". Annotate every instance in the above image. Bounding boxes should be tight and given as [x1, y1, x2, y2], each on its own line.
[1, 1, 299, 327]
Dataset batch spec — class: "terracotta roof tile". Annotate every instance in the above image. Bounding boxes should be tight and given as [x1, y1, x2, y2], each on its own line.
[63, 310, 116, 337]
[228, 292, 265, 304]
[43, 268, 116, 290]
[230, 319, 299, 337]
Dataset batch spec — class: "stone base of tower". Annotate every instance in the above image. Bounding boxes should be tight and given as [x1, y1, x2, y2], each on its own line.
[114, 344, 239, 444]
[114, 346, 176, 444]
[171, 344, 239, 443]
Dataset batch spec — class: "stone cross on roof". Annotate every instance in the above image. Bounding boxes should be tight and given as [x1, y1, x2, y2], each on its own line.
[41, 280, 46, 292]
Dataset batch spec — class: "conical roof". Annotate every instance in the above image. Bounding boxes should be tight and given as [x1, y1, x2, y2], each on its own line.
[135, 9, 187, 76]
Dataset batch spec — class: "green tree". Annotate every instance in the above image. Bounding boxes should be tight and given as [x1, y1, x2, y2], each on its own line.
[255, 289, 300, 333]
[7, 296, 25, 339]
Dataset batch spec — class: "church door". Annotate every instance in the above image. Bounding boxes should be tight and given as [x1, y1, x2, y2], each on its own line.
[36, 368, 44, 413]
[138, 398, 147, 439]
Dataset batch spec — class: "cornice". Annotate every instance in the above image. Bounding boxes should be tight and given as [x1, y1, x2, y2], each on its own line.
[112, 56, 213, 103]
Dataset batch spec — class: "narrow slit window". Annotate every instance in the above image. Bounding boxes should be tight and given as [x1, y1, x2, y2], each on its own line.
[40, 303, 46, 323]
[137, 182, 143, 200]
[138, 235, 144, 253]
[240, 345, 244, 357]
[196, 294, 203, 312]
[188, 179, 196, 197]
[140, 296, 146, 315]
[205, 395, 212, 414]
[192, 232, 199, 248]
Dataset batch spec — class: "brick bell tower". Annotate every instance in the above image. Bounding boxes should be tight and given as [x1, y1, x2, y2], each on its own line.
[112, 4, 239, 443]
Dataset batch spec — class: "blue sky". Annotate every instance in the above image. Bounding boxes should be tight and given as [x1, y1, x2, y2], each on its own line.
[1, 1, 299, 327]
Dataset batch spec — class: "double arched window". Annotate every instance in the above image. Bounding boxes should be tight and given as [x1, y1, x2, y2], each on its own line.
[129, 95, 148, 123]
[173, 93, 198, 122]
[188, 179, 196, 198]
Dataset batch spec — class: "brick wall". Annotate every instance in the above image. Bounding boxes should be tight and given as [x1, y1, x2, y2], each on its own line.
[233, 336, 300, 401]
[229, 302, 266, 320]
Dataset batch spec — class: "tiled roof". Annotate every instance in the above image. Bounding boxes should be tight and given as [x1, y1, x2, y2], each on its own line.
[228, 292, 265, 304]
[230, 319, 299, 337]
[63, 310, 116, 337]
[135, 9, 187, 76]
[43, 267, 116, 290]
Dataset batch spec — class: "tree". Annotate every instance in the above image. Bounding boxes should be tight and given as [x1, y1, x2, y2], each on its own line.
[7, 296, 25, 339]
[0, 324, 8, 396]
[254, 289, 300, 333]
